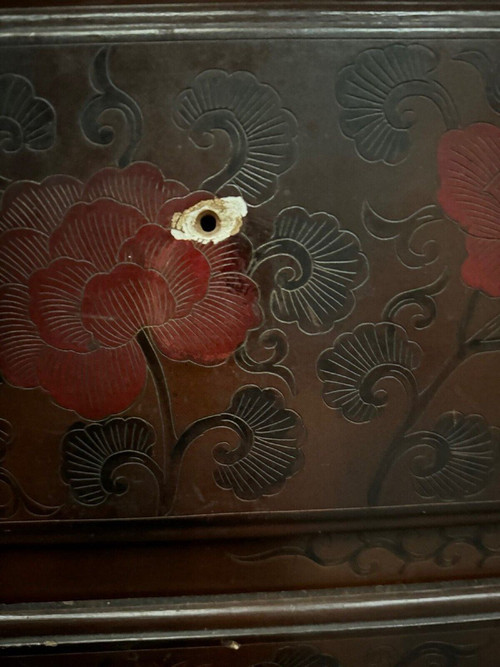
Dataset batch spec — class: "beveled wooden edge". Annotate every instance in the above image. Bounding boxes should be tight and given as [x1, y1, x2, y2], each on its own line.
[2, 0, 500, 9]
[1, 578, 500, 656]
[2, 2, 500, 45]
[3, 502, 500, 546]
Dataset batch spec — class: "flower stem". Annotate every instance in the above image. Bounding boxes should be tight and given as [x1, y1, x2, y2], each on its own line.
[161, 413, 250, 513]
[466, 300, 500, 352]
[0, 467, 60, 518]
[137, 329, 176, 477]
[367, 290, 478, 506]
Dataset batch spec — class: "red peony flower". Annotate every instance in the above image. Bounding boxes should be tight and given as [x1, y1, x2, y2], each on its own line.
[438, 122, 500, 297]
[0, 163, 260, 419]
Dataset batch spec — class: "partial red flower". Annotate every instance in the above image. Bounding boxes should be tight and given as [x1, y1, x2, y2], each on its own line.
[0, 163, 260, 419]
[438, 122, 500, 297]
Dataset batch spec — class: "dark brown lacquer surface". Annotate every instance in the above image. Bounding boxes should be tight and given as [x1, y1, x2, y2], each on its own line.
[2, 2, 500, 654]
[2, 635, 499, 666]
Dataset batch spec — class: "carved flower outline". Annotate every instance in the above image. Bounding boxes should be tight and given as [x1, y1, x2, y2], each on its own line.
[0, 162, 260, 420]
[0, 74, 56, 152]
[336, 43, 457, 165]
[317, 322, 421, 423]
[62, 417, 157, 505]
[173, 69, 298, 206]
[438, 122, 500, 297]
[252, 207, 368, 334]
[254, 645, 341, 667]
[214, 385, 304, 500]
[408, 411, 498, 501]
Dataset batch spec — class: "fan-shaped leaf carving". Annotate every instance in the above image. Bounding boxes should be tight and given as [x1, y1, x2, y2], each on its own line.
[406, 412, 498, 501]
[336, 44, 458, 164]
[62, 417, 159, 505]
[318, 322, 421, 423]
[173, 69, 297, 206]
[0, 74, 55, 152]
[252, 207, 368, 334]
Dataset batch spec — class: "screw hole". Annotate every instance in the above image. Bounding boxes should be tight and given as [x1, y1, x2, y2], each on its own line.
[199, 213, 218, 233]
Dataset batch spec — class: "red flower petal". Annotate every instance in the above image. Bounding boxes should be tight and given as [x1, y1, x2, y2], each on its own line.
[0, 284, 44, 387]
[462, 237, 500, 297]
[152, 235, 259, 362]
[49, 199, 149, 271]
[438, 123, 500, 239]
[198, 234, 253, 274]
[0, 229, 50, 284]
[29, 258, 96, 352]
[153, 273, 261, 363]
[82, 162, 189, 222]
[118, 225, 210, 317]
[156, 191, 214, 226]
[81, 264, 175, 347]
[37, 342, 147, 420]
[0, 175, 83, 234]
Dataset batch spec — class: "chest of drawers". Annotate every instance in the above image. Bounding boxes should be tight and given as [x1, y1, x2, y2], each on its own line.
[1, 2, 500, 663]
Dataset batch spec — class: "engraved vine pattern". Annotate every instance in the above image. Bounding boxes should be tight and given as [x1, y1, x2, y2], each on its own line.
[155, 643, 480, 667]
[1, 40, 500, 524]
[80, 47, 143, 168]
[0, 417, 59, 518]
[234, 522, 500, 579]
[320, 42, 500, 508]
[236, 206, 368, 391]
[61, 384, 304, 512]
[0, 158, 302, 517]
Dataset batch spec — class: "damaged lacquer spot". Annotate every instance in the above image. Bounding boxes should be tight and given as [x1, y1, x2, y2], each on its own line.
[170, 196, 247, 244]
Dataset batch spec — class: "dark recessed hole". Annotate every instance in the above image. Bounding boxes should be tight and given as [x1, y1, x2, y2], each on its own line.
[199, 213, 218, 233]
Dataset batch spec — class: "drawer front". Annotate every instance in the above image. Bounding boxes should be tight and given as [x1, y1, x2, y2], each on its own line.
[1, 3, 500, 659]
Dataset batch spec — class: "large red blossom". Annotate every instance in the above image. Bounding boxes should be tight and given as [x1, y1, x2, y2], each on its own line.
[0, 163, 260, 419]
[438, 122, 500, 297]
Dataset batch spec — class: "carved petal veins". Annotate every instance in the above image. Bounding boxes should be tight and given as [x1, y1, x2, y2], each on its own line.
[336, 44, 457, 164]
[214, 386, 304, 501]
[317, 322, 421, 423]
[253, 207, 368, 334]
[61, 417, 156, 505]
[0, 74, 55, 152]
[409, 412, 498, 501]
[173, 69, 297, 206]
